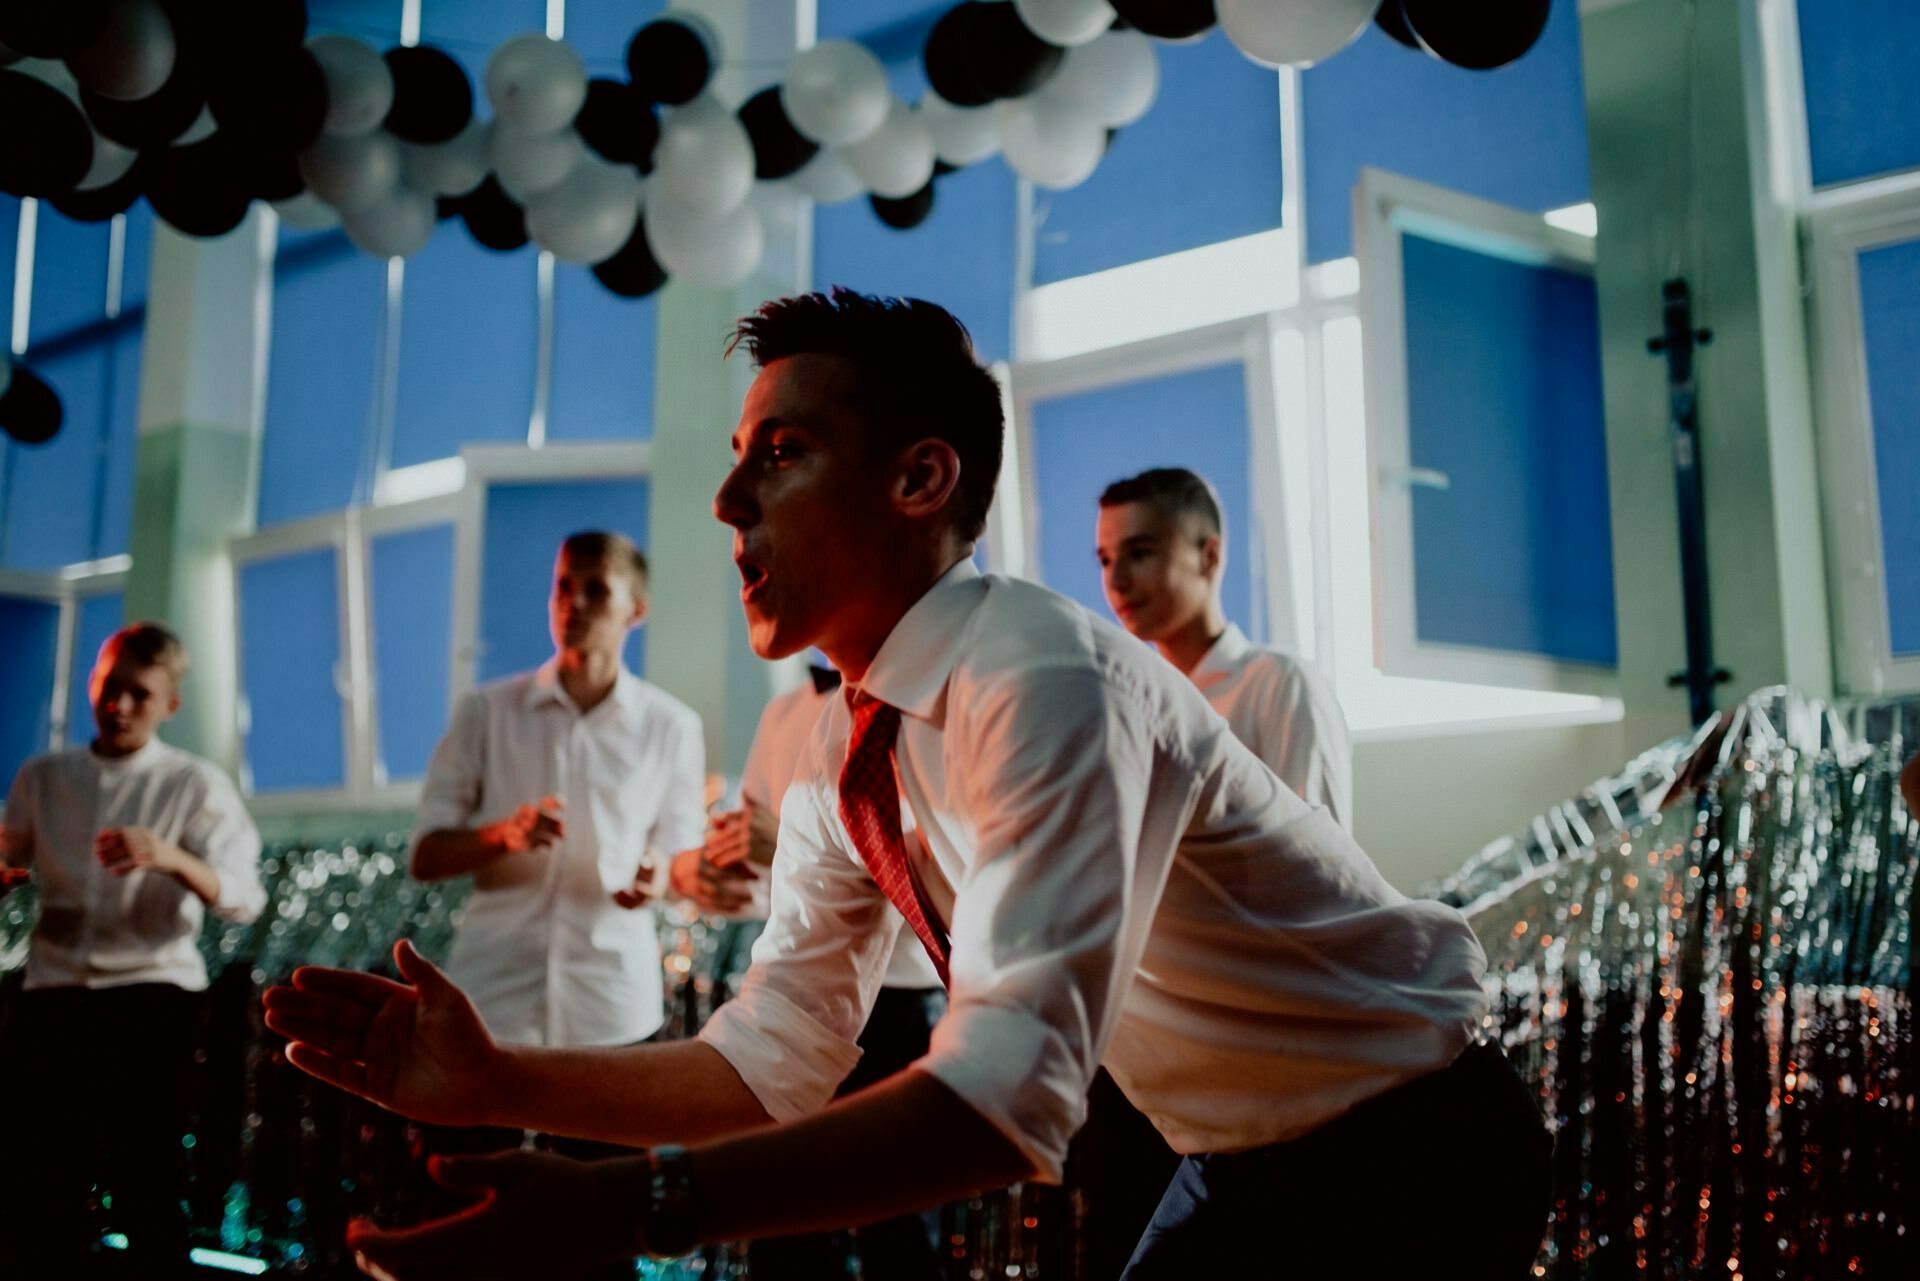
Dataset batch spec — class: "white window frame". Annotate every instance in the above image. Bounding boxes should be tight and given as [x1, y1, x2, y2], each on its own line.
[0, 559, 130, 754]
[1354, 166, 1615, 696]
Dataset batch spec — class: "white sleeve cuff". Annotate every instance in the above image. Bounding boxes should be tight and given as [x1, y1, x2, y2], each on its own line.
[920, 1001, 1091, 1183]
[697, 980, 865, 1123]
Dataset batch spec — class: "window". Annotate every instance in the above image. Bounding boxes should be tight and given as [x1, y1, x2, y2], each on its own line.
[366, 514, 455, 784]
[1795, 0, 1920, 189]
[235, 539, 349, 796]
[0, 565, 129, 792]
[0, 592, 61, 788]
[65, 588, 126, 750]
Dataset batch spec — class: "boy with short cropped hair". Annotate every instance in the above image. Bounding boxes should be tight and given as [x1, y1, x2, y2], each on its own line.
[1, 622, 266, 1280]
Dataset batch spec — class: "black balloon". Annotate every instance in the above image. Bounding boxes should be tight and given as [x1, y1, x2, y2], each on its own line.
[383, 45, 472, 144]
[207, 44, 327, 152]
[434, 193, 466, 221]
[147, 137, 253, 237]
[82, 45, 207, 149]
[626, 16, 715, 106]
[871, 180, 935, 230]
[591, 217, 667, 298]
[0, 364, 65, 446]
[460, 176, 529, 252]
[0, 0, 110, 58]
[233, 142, 304, 202]
[924, 2, 1064, 108]
[576, 77, 661, 170]
[0, 67, 95, 197]
[175, 0, 307, 62]
[1108, 0, 1216, 40]
[1374, 0, 1420, 49]
[52, 150, 157, 221]
[739, 86, 817, 180]
[1400, 0, 1551, 70]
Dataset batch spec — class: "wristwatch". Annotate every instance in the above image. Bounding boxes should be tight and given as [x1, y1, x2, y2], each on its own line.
[642, 1144, 699, 1259]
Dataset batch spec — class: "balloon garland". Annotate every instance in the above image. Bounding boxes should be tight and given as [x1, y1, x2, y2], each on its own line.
[0, 0, 1552, 447]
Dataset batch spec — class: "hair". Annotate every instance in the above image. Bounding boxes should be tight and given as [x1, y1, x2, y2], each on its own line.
[561, 530, 649, 594]
[728, 288, 1005, 542]
[103, 621, 190, 683]
[1099, 467, 1225, 542]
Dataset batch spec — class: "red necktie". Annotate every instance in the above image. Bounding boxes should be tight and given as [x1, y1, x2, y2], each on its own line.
[838, 690, 951, 987]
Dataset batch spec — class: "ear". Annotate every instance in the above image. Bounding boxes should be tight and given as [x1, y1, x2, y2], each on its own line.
[1200, 533, 1224, 581]
[162, 690, 183, 721]
[892, 438, 964, 524]
[629, 594, 650, 628]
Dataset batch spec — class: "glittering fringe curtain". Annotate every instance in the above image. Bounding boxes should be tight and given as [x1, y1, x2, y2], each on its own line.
[1432, 691, 1918, 1280]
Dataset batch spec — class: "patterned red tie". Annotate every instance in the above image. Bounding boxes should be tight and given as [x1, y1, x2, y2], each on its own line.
[838, 690, 951, 987]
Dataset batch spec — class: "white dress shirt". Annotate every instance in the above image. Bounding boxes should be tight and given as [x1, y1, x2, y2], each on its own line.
[740, 680, 943, 991]
[1189, 622, 1352, 831]
[700, 562, 1487, 1180]
[3, 739, 265, 992]
[414, 662, 705, 1047]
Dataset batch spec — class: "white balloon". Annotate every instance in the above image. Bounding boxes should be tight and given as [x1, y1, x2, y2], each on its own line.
[308, 33, 394, 137]
[273, 191, 342, 231]
[486, 34, 587, 135]
[402, 118, 488, 196]
[788, 148, 864, 205]
[919, 91, 998, 167]
[994, 95, 1105, 190]
[646, 197, 763, 288]
[76, 132, 138, 190]
[840, 98, 934, 199]
[1217, 0, 1376, 68]
[780, 40, 890, 148]
[1013, 0, 1116, 47]
[1041, 29, 1158, 128]
[652, 94, 753, 215]
[489, 124, 582, 200]
[67, 0, 176, 101]
[343, 184, 437, 258]
[526, 154, 644, 264]
[300, 130, 402, 211]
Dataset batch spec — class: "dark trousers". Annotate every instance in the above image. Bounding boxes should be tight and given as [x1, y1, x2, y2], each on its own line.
[0, 983, 204, 1281]
[1121, 1041, 1552, 1280]
[749, 985, 947, 1281]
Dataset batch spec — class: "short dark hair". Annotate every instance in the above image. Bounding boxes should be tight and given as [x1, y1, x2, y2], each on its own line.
[1099, 467, 1224, 541]
[729, 288, 1005, 542]
[561, 530, 649, 594]
[104, 622, 190, 682]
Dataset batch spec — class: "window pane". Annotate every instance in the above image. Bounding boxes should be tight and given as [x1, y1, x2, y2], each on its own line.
[567, 0, 665, 76]
[30, 209, 110, 344]
[2, 341, 111, 570]
[1301, 0, 1591, 264]
[478, 478, 650, 683]
[547, 264, 655, 441]
[261, 231, 386, 523]
[0, 198, 19, 318]
[814, 159, 1016, 363]
[1856, 238, 1920, 656]
[66, 591, 124, 745]
[1401, 233, 1615, 665]
[369, 522, 454, 780]
[308, 0, 403, 45]
[238, 546, 346, 791]
[0, 596, 59, 788]
[1028, 361, 1265, 636]
[95, 323, 143, 560]
[392, 232, 538, 467]
[1798, 0, 1920, 188]
[119, 204, 155, 313]
[1033, 31, 1283, 284]
[423, 0, 541, 90]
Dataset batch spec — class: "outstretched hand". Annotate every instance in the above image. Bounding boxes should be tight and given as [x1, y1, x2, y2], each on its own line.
[263, 940, 501, 1128]
[347, 1149, 646, 1281]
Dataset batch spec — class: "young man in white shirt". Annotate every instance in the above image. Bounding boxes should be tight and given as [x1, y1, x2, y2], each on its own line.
[265, 291, 1551, 1280]
[2, 623, 266, 1280]
[1097, 466, 1352, 830]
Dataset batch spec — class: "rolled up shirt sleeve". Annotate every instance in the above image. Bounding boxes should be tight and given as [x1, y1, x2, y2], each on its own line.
[411, 690, 488, 851]
[184, 766, 267, 923]
[697, 734, 899, 1121]
[920, 665, 1164, 1182]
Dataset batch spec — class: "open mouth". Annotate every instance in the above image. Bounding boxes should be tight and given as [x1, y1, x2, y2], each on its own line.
[737, 555, 770, 601]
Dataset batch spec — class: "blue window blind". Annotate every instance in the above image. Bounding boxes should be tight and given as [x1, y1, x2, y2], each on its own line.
[369, 522, 455, 780]
[29, 210, 111, 346]
[423, 0, 542, 88]
[1300, 0, 1590, 264]
[120, 204, 155, 313]
[260, 230, 386, 524]
[0, 198, 19, 315]
[1029, 361, 1263, 635]
[566, 0, 664, 75]
[66, 591, 125, 745]
[308, 0, 403, 44]
[1856, 238, 1920, 656]
[1033, 31, 1283, 284]
[478, 478, 650, 683]
[1798, 1, 1920, 189]
[392, 231, 538, 467]
[0, 596, 60, 788]
[548, 264, 655, 441]
[238, 547, 346, 791]
[1401, 233, 1615, 666]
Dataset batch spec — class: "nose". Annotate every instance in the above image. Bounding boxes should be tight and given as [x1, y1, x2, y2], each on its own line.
[713, 459, 755, 531]
[1105, 561, 1129, 594]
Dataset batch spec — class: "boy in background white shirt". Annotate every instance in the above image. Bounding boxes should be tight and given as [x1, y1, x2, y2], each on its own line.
[2, 622, 265, 1280]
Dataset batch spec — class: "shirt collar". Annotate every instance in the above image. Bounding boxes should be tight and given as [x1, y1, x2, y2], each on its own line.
[525, 658, 637, 714]
[855, 558, 985, 724]
[1193, 622, 1252, 679]
[89, 735, 166, 772]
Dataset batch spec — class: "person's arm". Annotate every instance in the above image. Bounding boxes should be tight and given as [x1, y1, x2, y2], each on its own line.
[2, 762, 35, 885]
[618, 710, 707, 910]
[181, 766, 269, 922]
[96, 827, 226, 906]
[413, 801, 564, 882]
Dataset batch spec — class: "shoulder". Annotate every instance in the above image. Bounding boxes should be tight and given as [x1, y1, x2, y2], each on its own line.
[160, 744, 243, 804]
[628, 678, 704, 738]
